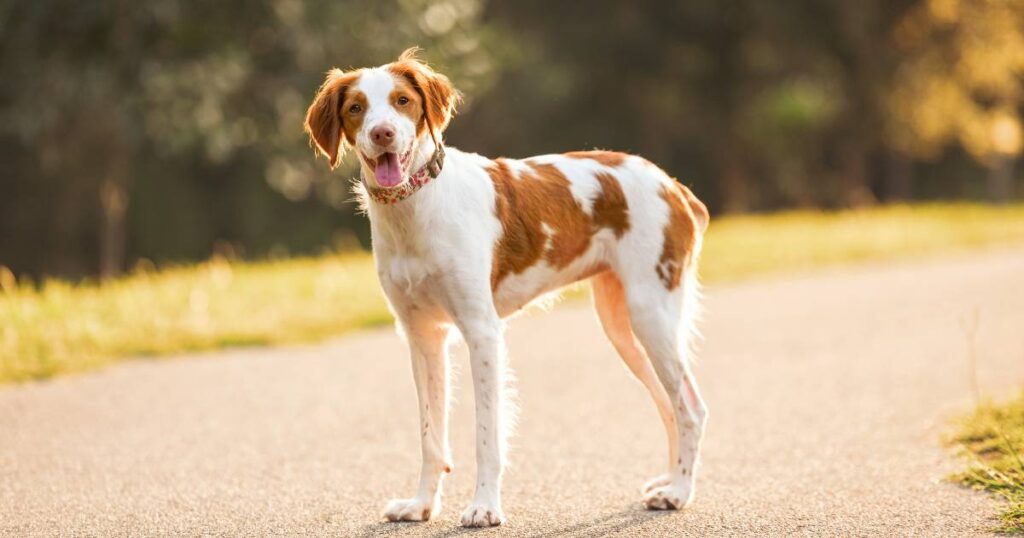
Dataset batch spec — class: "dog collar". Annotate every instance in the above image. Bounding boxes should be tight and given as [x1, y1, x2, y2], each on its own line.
[363, 145, 445, 205]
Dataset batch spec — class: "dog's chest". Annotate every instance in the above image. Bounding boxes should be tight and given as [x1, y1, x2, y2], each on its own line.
[373, 224, 453, 305]
[380, 251, 434, 289]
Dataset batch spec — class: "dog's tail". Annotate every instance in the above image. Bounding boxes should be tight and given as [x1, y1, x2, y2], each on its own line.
[660, 178, 709, 362]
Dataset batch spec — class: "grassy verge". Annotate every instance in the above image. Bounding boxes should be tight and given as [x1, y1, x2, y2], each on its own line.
[950, 392, 1024, 534]
[0, 254, 389, 382]
[2, 202, 1024, 383]
[699, 202, 1024, 281]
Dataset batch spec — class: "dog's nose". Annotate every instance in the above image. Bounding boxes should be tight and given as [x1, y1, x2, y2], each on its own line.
[370, 124, 396, 146]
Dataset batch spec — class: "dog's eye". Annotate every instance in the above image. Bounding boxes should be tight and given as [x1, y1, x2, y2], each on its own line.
[397, 96, 409, 106]
[348, 104, 362, 114]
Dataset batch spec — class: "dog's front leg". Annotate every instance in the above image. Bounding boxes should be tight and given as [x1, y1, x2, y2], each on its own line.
[455, 313, 508, 527]
[383, 311, 452, 522]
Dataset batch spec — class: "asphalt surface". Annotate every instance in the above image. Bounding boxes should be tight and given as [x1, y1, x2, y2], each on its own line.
[3, 249, 1024, 537]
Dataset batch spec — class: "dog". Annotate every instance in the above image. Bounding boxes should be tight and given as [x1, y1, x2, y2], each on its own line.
[304, 48, 709, 528]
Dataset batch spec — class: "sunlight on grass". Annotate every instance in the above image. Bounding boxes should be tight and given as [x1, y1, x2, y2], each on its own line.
[2, 202, 1024, 383]
[701, 202, 1024, 280]
[0, 254, 386, 382]
[950, 392, 1024, 534]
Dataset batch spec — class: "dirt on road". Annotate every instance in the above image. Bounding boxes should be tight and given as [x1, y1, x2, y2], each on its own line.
[2, 249, 1023, 537]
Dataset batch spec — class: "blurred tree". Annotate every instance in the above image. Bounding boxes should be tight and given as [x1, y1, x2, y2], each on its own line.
[887, 0, 1024, 202]
[759, 0, 920, 207]
[1, 0, 1021, 279]
[472, 0, 760, 212]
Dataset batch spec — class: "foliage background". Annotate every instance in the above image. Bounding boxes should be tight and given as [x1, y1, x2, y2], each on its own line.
[2, 0, 1022, 278]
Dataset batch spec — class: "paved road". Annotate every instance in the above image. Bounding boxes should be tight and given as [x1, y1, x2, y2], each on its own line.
[3, 249, 1024, 537]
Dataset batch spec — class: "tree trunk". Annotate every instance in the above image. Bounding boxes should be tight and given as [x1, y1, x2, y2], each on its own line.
[832, 0, 884, 209]
[882, 151, 913, 202]
[99, 149, 130, 279]
[717, 145, 749, 213]
[712, 0, 750, 213]
[837, 137, 877, 208]
[987, 155, 1014, 204]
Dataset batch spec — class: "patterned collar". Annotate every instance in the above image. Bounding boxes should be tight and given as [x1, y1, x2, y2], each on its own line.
[363, 145, 445, 205]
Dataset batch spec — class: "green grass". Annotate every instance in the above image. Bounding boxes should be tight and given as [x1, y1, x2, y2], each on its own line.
[950, 392, 1024, 534]
[0, 254, 389, 382]
[2, 202, 1024, 383]
[699, 202, 1024, 281]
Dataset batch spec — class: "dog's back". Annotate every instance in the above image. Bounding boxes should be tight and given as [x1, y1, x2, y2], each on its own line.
[469, 150, 708, 320]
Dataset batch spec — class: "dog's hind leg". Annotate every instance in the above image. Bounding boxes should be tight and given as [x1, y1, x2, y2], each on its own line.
[383, 309, 453, 522]
[620, 276, 707, 510]
[591, 271, 680, 491]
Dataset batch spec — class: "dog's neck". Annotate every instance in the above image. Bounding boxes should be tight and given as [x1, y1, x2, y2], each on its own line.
[409, 136, 440, 176]
[362, 135, 450, 252]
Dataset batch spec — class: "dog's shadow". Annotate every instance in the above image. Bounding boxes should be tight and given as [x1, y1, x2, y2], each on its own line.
[353, 505, 677, 538]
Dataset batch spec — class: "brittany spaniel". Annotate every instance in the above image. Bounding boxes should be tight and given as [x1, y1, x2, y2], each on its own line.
[304, 48, 709, 528]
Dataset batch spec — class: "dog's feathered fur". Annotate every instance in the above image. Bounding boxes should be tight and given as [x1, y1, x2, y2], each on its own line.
[304, 49, 709, 527]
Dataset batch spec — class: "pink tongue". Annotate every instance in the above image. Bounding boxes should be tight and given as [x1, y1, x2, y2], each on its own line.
[375, 153, 402, 187]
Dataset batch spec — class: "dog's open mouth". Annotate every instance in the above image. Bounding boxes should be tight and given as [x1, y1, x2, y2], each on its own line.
[368, 148, 413, 188]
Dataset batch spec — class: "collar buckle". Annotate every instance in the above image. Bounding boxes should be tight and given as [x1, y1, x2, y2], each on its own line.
[427, 144, 445, 179]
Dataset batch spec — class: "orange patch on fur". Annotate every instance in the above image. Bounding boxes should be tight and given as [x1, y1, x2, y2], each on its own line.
[389, 76, 424, 133]
[591, 172, 630, 238]
[304, 69, 364, 168]
[565, 150, 629, 168]
[339, 90, 367, 145]
[656, 181, 702, 290]
[386, 49, 460, 136]
[488, 161, 632, 290]
[678, 183, 709, 233]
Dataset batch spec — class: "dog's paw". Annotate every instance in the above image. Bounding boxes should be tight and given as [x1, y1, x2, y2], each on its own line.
[384, 497, 436, 522]
[642, 482, 693, 511]
[641, 474, 673, 493]
[460, 501, 505, 527]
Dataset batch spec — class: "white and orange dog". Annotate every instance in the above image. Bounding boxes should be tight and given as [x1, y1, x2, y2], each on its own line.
[304, 49, 709, 527]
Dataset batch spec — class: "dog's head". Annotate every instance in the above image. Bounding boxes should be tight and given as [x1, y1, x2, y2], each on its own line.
[304, 48, 460, 188]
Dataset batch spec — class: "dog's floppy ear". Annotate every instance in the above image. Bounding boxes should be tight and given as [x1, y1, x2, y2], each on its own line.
[304, 69, 359, 168]
[391, 48, 462, 137]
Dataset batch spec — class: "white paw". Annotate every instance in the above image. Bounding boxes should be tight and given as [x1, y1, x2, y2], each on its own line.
[642, 474, 673, 493]
[642, 482, 694, 511]
[460, 501, 505, 527]
[384, 497, 436, 522]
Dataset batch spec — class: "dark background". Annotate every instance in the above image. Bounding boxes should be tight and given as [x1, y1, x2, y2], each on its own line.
[2, 0, 1022, 279]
